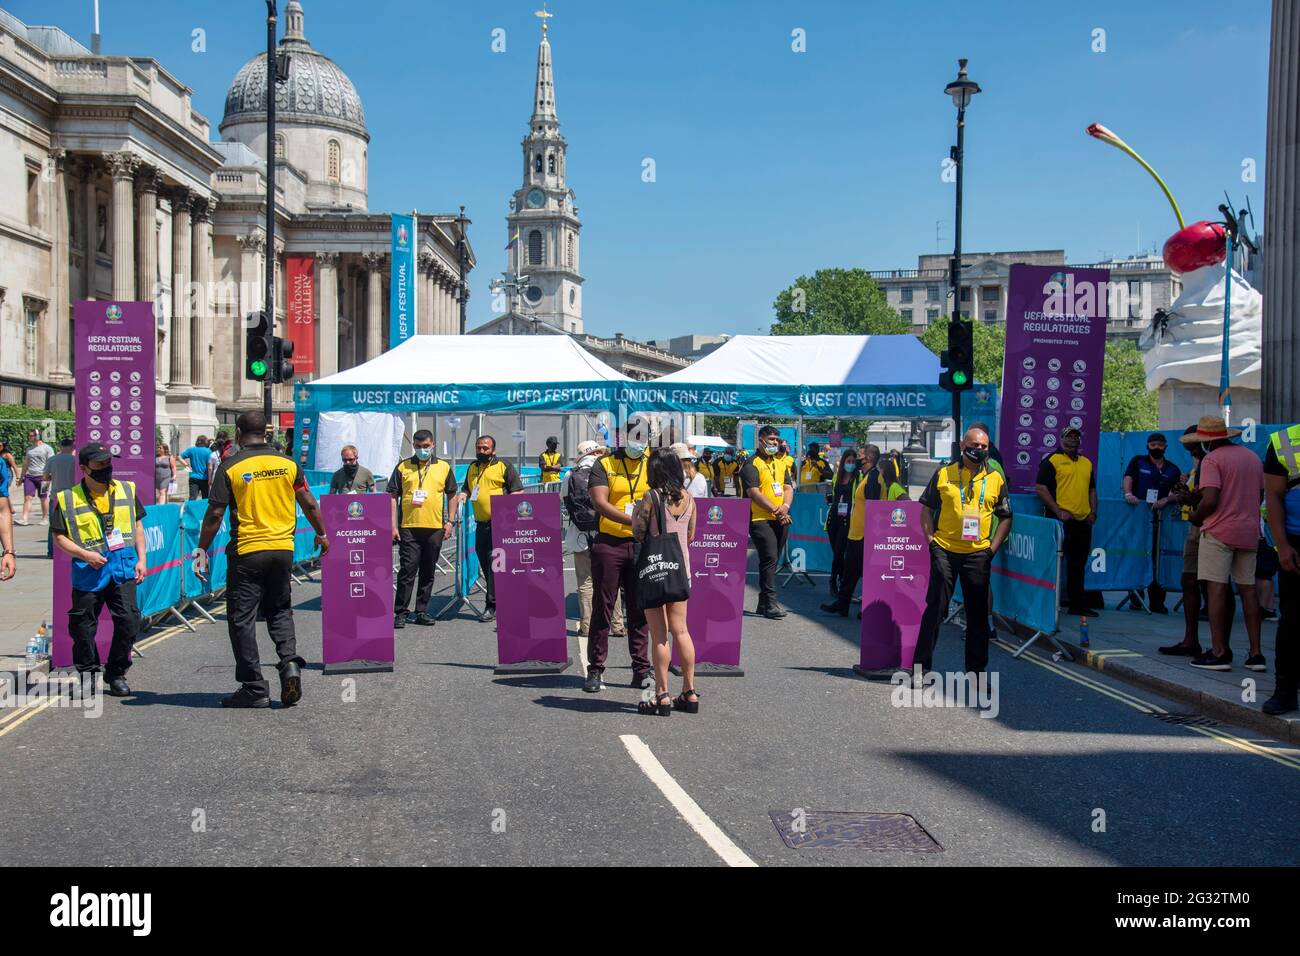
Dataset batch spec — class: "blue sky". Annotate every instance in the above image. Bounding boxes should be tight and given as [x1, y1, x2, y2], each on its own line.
[15, 0, 1270, 338]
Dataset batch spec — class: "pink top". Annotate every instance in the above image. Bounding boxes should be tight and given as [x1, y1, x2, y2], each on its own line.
[1198, 443, 1264, 549]
[633, 490, 696, 577]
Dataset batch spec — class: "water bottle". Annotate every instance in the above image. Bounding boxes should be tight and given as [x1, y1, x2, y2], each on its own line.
[1079, 614, 1090, 648]
[25, 630, 40, 668]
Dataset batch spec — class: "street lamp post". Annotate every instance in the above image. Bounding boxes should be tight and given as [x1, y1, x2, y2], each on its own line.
[944, 58, 979, 458]
[457, 206, 470, 335]
[262, 2, 290, 427]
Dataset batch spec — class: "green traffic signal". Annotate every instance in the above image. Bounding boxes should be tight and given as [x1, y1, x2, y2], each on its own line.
[952, 370, 969, 386]
[250, 359, 268, 378]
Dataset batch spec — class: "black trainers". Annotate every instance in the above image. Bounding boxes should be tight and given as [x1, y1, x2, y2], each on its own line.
[1262, 690, 1298, 715]
[1244, 654, 1267, 672]
[1158, 642, 1202, 656]
[279, 661, 302, 707]
[820, 601, 849, 616]
[630, 670, 653, 689]
[763, 603, 788, 620]
[1189, 650, 1233, 671]
[411, 612, 437, 626]
[394, 613, 406, 629]
[221, 686, 271, 709]
[582, 667, 604, 693]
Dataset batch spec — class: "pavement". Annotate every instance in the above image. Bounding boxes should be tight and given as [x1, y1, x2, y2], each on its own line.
[2, 528, 1299, 866]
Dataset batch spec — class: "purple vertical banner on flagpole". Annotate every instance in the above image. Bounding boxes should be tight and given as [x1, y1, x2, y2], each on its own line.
[320, 494, 394, 672]
[492, 493, 570, 673]
[672, 497, 748, 674]
[856, 500, 931, 674]
[1000, 264, 1111, 494]
[52, 301, 157, 669]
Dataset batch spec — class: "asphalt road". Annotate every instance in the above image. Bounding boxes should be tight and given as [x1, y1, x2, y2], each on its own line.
[2, 562, 1298, 867]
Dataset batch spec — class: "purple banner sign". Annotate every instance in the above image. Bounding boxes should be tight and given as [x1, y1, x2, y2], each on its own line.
[320, 494, 394, 671]
[857, 500, 931, 673]
[673, 497, 748, 671]
[492, 493, 568, 670]
[1000, 264, 1110, 494]
[52, 301, 157, 668]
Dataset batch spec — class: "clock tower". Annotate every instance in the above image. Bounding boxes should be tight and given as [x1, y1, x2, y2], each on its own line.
[505, 7, 583, 334]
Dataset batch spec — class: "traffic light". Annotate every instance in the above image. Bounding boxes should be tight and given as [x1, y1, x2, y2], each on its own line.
[271, 336, 295, 384]
[245, 311, 271, 381]
[939, 318, 975, 393]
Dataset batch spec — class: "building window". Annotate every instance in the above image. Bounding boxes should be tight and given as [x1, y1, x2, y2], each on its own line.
[984, 309, 998, 323]
[960, 286, 971, 302]
[275, 134, 286, 161]
[528, 229, 543, 265]
[926, 285, 940, 303]
[982, 286, 998, 302]
[926, 308, 939, 324]
[900, 287, 913, 304]
[566, 234, 574, 269]
[534, 153, 543, 174]
[548, 153, 556, 175]
[901, 308, 913, 323]
[25, 307, 40, 374]
[27, 165, 40, 227]
[327, 140, 341, 181]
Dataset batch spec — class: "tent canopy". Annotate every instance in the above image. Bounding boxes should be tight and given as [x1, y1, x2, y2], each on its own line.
[647, 334, 997, 419]
[304, 335, 633, 413]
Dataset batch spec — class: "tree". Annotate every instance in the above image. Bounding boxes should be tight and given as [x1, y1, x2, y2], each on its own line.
[1100, 339, 1159, 432]
[771, 268, 908, 335]
[918, 318, 1006, 386]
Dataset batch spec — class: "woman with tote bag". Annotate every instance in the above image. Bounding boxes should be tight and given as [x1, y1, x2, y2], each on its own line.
[632, 449, 699, 716]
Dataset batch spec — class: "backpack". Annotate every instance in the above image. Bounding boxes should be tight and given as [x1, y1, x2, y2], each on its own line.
[565, 463, 599, 532]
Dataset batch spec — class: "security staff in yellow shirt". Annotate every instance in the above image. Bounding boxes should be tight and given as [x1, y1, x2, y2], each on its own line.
[453, 435, 524, 623]
[799, 443, 832, 488]
[696, 449, 715, 488]
[822, 444, 884, 615]
[582, 415, 654, 692]
[713, 447, 741, 496]
[389, 429, 455, 629]
[1035, 425, 1098, 616]
[742, 425, 795, 619]
[195, 411, 327, 709]
[539, 436, 563, 489]
[914, 427, 1012, 675]
[50, 443, 148, 697]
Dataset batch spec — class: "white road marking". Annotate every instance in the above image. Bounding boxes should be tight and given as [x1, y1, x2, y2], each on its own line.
[619, 734, 757, 867]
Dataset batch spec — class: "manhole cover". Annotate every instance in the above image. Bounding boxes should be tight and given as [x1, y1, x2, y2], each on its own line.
[1150, 712, 1219, 727]
[769, 810, 943, 852]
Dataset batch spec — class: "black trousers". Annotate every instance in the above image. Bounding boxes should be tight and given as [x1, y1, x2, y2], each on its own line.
[474, 522, 496, 609]
[68, 580, 140, 678]
[749, 518, 788, 610]
[1062, 518, 1093, 610]
[1276, 533, 1300, 694]
[226, 549, 302, 696]
[827, 516, 849, 590]
[836, 536, 865, 604]
[188, 478, 209, 500]
[395, 526, 445, 615]
[914, 543, 993, 673]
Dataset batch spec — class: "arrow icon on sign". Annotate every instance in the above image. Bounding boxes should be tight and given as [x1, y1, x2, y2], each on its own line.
[511, 569, 524, 575]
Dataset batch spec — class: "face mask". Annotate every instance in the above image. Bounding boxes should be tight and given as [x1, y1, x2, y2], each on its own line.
[964, 447, 988, 464]
[1149, 447, 1165, 460]
[624, 441, 646, 458]
[723, 454, 734, 462]
[843, 462, 857, 474]
[414, 447, 432, 461]
[344, 462, 359, 475]
[89, 465, 112, 484]
[476, 451, 491, 463]
[763, 444, 779, 456]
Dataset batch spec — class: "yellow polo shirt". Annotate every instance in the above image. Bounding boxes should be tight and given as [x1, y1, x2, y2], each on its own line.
[589, 450, 649, 538]
[1036, 452, 1095, 520]
[461, 457, 523, 522]
[741, 454, 793, 522]
[389, 457, 453, 529]
[919, 460, 1011, 554]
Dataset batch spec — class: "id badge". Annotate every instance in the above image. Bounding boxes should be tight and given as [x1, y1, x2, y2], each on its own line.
[470, 486, 480, 502]
[771, 481, 782, 497]
[106, 528, 126, 551]
[624, 502, 635, 517]
[837, 502, 849, 517]
[1145, 488, 1158, 504]
[412, 489, 427, 506]
[961, 511, 980, 541]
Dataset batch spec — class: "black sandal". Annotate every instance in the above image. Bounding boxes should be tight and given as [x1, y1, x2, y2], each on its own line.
[673, 689, 700, 714]
[638, 692, 672, 717]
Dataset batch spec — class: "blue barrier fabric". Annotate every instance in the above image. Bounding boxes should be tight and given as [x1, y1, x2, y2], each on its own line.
[1084, 498, 1153, 592]
[991, 514, 1061, 635]
[138, 504, 182, 617]
[304, 468, 333, 488]
[181, 500, 230, 598]
[1094, 426, 1285, 497]
[292, 484, 329, 564]
[788, 492, 832, 573]
[459, 500, 479, 597]
[1158, 512, 1190, 592]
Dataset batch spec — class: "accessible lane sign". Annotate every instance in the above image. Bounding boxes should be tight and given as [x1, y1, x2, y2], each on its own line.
[321, 493, 394, 673]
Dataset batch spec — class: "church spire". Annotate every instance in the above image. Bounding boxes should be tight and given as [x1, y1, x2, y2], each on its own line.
[531, 5, 557, 126]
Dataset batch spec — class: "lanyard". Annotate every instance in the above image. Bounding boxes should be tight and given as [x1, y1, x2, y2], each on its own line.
[470, 459, 494, 492]
[618, 455, 645, 495]
[84, 480, 117, 537]
[956, 467, 986, 510]
[413, 458, 432, 490]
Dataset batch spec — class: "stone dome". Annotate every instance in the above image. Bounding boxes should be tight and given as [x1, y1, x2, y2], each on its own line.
[219, 1, 367, 140]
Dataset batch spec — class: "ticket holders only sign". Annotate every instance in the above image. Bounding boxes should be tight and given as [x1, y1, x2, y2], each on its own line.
[52, 301, 157, 669]
[320, 494, 394, 673]
[854, 500, 931, 677]
[491, 493, 570, 674]
[672, 498, 748, 676]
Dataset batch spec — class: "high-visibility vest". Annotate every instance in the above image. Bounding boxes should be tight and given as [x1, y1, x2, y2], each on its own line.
[57, 479, 139, 591]
[1268, 425, 1300, 534]
[749, 454, 793, 522]
[540, 451, 562, 482]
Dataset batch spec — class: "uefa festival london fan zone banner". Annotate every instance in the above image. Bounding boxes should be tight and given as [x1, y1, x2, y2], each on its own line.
[1000, 264, 1110, 494]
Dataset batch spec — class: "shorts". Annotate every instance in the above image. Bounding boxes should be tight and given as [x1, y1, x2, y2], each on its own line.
[1182, 526, 1199, 576]
[23, 474, 47, 498]
[1197, 531, 1256, 586]
[1255, 539, 1279, 580]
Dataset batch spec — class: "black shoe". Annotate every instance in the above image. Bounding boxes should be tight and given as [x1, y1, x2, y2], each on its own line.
[411, 612, 437, 626]
[1150, 605, 1169, 615]
[1189, 650, 1233, 671]
[763, 603, 788, 620]
[394, 613, 406, 629]
[279, 661, 302, 707]
[1244, 654, 1267, 672]
[1261, 608, 1278, 621]
[1262, 690, 1298, 715]
[1158, 642, 1202, 656]
[820, 601, 848, 616]
[480, 608, 496, 623]
[631, 670, 653, 689]
[105, 677, 131, 698]
[582, 667, 604, 693]
[221, 686, 271, 709]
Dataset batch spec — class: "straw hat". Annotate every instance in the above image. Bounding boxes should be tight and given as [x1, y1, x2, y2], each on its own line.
[1179, 415, 1242, 444]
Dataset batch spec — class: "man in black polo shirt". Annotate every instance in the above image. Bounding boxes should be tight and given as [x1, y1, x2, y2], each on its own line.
[1122, 431, 1182, 613]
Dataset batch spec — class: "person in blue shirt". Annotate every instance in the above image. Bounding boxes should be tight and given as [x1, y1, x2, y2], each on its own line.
[180, 437, 213, 500]
[1122, 432, 1183, 614]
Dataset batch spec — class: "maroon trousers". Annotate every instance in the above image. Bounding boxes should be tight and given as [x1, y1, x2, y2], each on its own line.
[587, 534, 650, 676]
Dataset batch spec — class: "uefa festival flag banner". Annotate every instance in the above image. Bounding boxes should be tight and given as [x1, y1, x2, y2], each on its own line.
[492, 494, 568, 669]
[1000, 264, 1110, 494]
[286, 255, 316, 375]
[390, 213, 417, 348]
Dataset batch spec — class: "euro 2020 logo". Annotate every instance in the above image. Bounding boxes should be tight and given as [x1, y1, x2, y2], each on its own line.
[889, 507, 907, 527]
[707, 505, 723, 524]
[347, 501, 364, 519]
[105, 304, 123, 321]
[516, 500, 533, 519]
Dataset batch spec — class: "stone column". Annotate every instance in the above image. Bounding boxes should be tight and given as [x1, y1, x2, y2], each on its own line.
[135, 164, 162, 304]
[106, 152, 138, 300]
[417, 253, 433, 334]
[48, 148, 72, 380]
[363, 252, 385, 359]
[237, 233, 266, 400]
[318, 251, 340, 376]
[169, 189, 193, 388]
[190, 197, 214, 392]
[1264, 0, 1300, 422]
[82, 158, 100, 299]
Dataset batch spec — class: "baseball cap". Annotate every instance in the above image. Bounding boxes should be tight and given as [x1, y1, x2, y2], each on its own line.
[668, 442, 694, 461]
[1060, 425, 1082, 439]
[78, 442, 114, 466]
[1147, 432, 1168, 444]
